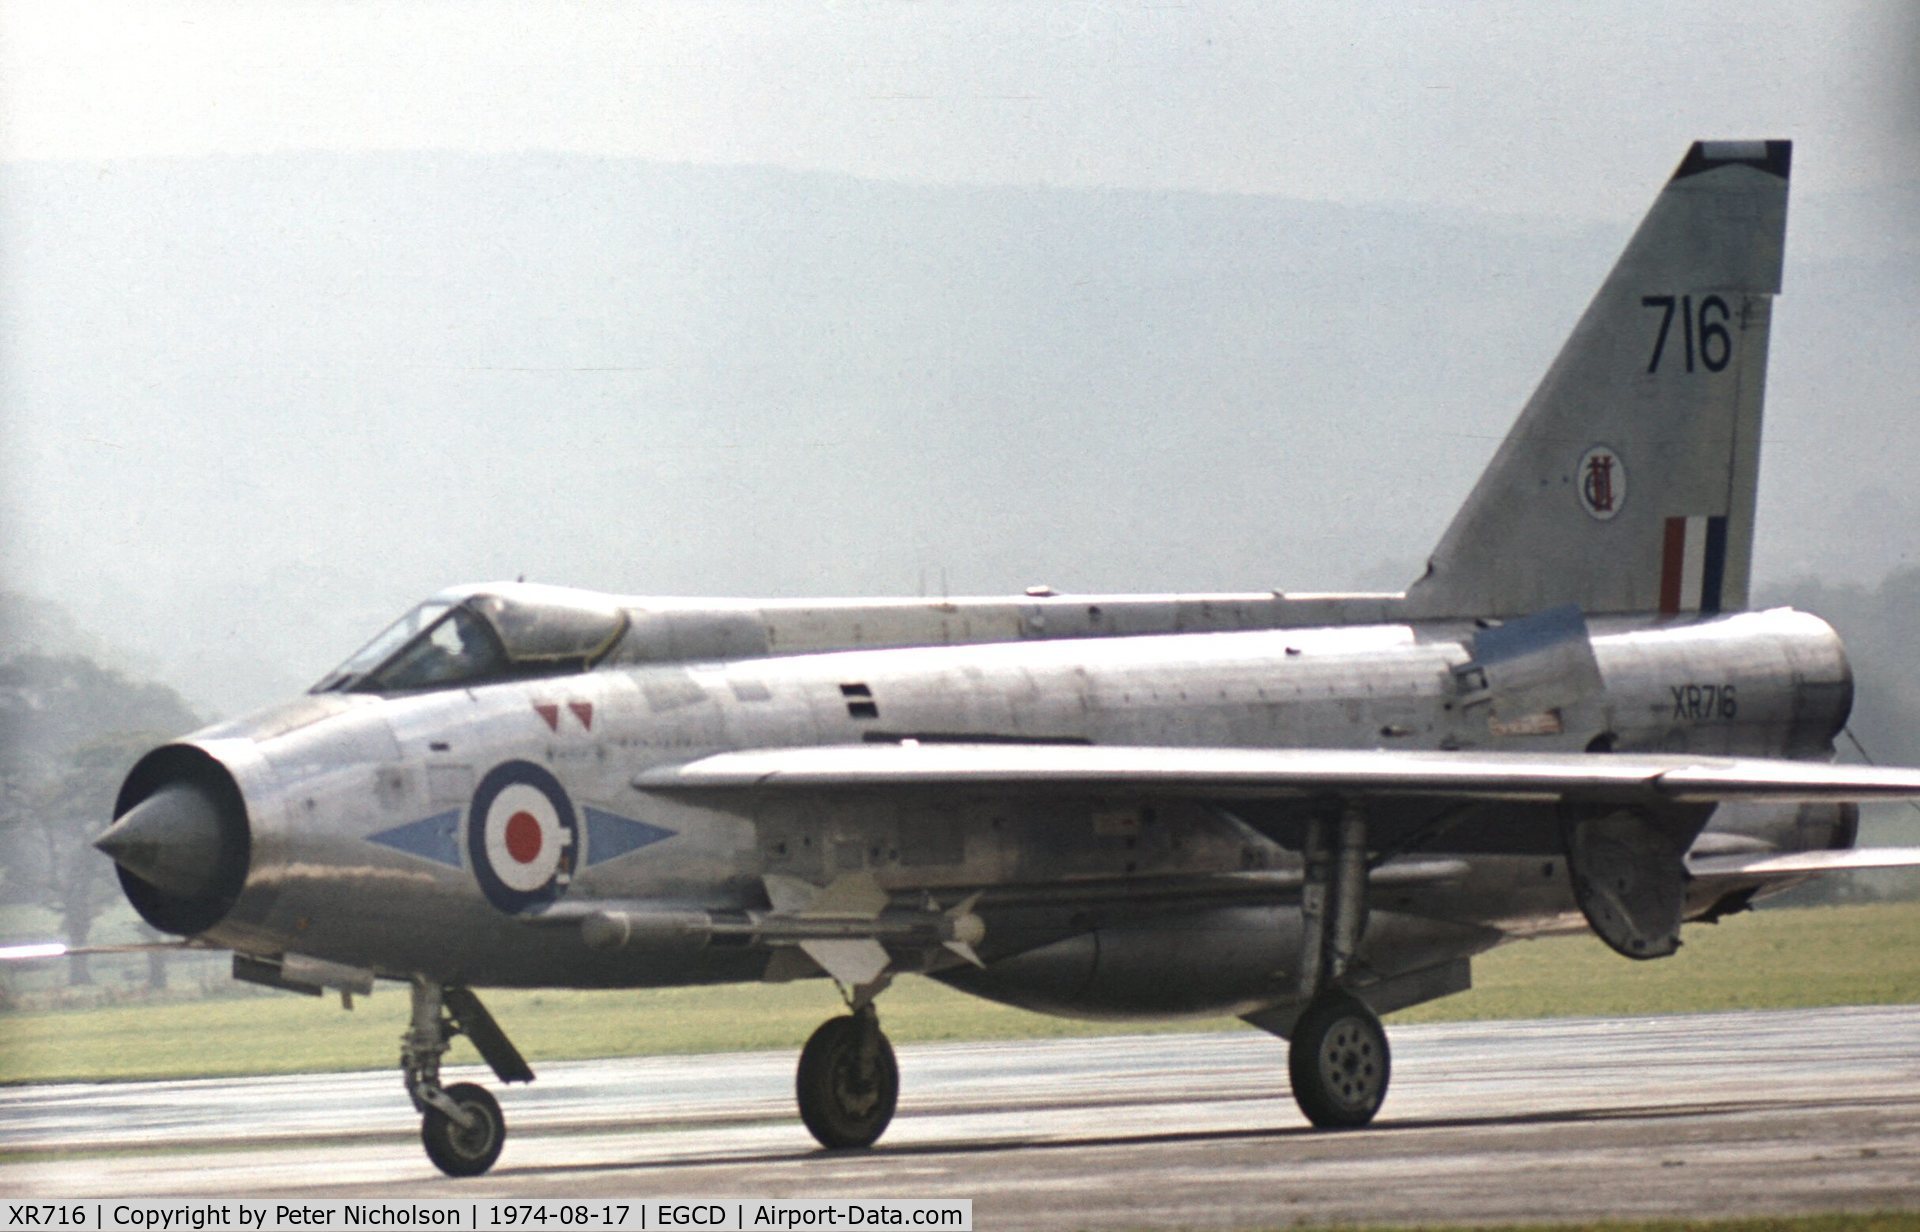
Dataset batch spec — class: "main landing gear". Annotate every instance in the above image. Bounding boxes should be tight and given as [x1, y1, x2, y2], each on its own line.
[1287, 991, 1390, 1128]
[797, 994, 899, 1148]
[402, 978, 534, 1177]
[1282, 802, 1391, 1129]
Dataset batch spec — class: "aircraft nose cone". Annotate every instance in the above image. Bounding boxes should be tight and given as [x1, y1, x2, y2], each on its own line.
[95, 781, 226, 900]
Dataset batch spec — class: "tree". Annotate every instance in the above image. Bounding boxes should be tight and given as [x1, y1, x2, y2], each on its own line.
[0, 653, 200, 984]
[1759, 568, 1920, 768]
[1757, 569, 1920, 905]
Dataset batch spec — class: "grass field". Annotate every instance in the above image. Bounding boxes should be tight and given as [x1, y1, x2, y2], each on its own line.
[2, 901, 1918, 1084]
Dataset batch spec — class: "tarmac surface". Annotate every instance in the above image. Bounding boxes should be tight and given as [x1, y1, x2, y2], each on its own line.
[4, 1005, 1919, 1226]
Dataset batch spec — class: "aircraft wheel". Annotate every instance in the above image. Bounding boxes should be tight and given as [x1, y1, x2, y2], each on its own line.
[421, 1082, 505, 1177]
[1288, 992, 1390, 1129]
[796, 1015, 899, 1149]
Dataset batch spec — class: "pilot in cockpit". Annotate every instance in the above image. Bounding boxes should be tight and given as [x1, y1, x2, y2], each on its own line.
[374, 607, 506, 690]
[312, 584, 629, 695]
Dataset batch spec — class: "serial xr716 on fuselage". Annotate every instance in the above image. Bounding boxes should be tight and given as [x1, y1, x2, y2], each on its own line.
[95, 140, 1920, 1177]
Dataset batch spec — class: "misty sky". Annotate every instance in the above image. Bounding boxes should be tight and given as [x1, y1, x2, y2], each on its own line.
[4, 3, 1919, 716]
[3, 4, 1918, 213]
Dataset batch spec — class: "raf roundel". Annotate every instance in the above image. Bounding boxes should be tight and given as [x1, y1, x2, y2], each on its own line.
[468, 761, 579, 914]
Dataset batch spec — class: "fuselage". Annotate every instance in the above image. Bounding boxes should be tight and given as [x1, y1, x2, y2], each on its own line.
[110, 593, 1855, 1017]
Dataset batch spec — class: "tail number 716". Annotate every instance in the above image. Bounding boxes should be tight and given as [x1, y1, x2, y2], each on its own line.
[1642, 294, 1732, 374]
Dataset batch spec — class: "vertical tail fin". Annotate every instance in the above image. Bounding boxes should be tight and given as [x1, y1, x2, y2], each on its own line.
[1404, 141, 1790, 620]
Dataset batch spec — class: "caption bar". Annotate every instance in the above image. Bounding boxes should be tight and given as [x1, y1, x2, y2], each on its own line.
[3, 1203, 971, 1232]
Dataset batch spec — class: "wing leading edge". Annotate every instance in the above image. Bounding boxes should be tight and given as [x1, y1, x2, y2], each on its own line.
[636, 743, 1920, 805]
[1687, 846, 1920, 880]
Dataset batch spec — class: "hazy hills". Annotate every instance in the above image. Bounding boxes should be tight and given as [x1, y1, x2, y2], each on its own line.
[3, 153, 1915, 715]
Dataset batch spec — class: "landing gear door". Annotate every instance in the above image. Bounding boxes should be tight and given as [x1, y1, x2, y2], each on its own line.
[1561, 802, 1709, 959]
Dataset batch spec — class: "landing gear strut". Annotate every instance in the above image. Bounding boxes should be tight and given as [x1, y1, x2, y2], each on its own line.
[1287, 802, 1391, 1128]
[402, 978, 532, 1177]
[797, 1000, 899, 1149]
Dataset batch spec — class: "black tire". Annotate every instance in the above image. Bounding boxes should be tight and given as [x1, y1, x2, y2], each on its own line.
[1287, 992, 1390, 1129]
[421, 1082, 505, 1177]
[796, 1016, 899, 1149]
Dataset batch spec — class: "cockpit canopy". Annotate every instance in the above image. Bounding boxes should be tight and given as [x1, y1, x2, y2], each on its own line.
[312, 584, 630, 695]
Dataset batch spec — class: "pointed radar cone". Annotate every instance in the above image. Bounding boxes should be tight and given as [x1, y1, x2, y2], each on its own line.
[94, 782, 226, 900]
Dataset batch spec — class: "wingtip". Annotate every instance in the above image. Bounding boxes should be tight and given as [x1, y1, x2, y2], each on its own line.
[1671, 139, 1792, 183]
[0, 942, 69, 962]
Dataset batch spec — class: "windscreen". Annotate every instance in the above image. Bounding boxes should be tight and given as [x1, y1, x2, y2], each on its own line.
[311, 602, 451, 692]
[363, 606, 508, 692]
[314, 588, 629, 694]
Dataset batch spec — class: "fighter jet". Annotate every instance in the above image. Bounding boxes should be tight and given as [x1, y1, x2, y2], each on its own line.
[90, 140, 1920, 1177]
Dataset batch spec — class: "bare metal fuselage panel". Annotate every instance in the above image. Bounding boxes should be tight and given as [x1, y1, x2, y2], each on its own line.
[124, 604, 1870, 1018]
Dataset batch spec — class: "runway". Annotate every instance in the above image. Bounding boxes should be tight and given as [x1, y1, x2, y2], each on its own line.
[5, 1005, 1920, 1227]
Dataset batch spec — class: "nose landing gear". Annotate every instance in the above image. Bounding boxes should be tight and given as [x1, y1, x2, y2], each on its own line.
[402, 978, 533, 1177]
[421, 1081, 505, 1177]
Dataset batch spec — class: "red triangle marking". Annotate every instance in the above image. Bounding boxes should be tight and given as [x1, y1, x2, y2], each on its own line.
[568, 701, 594, 731]
[533, 702, 561, 732]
